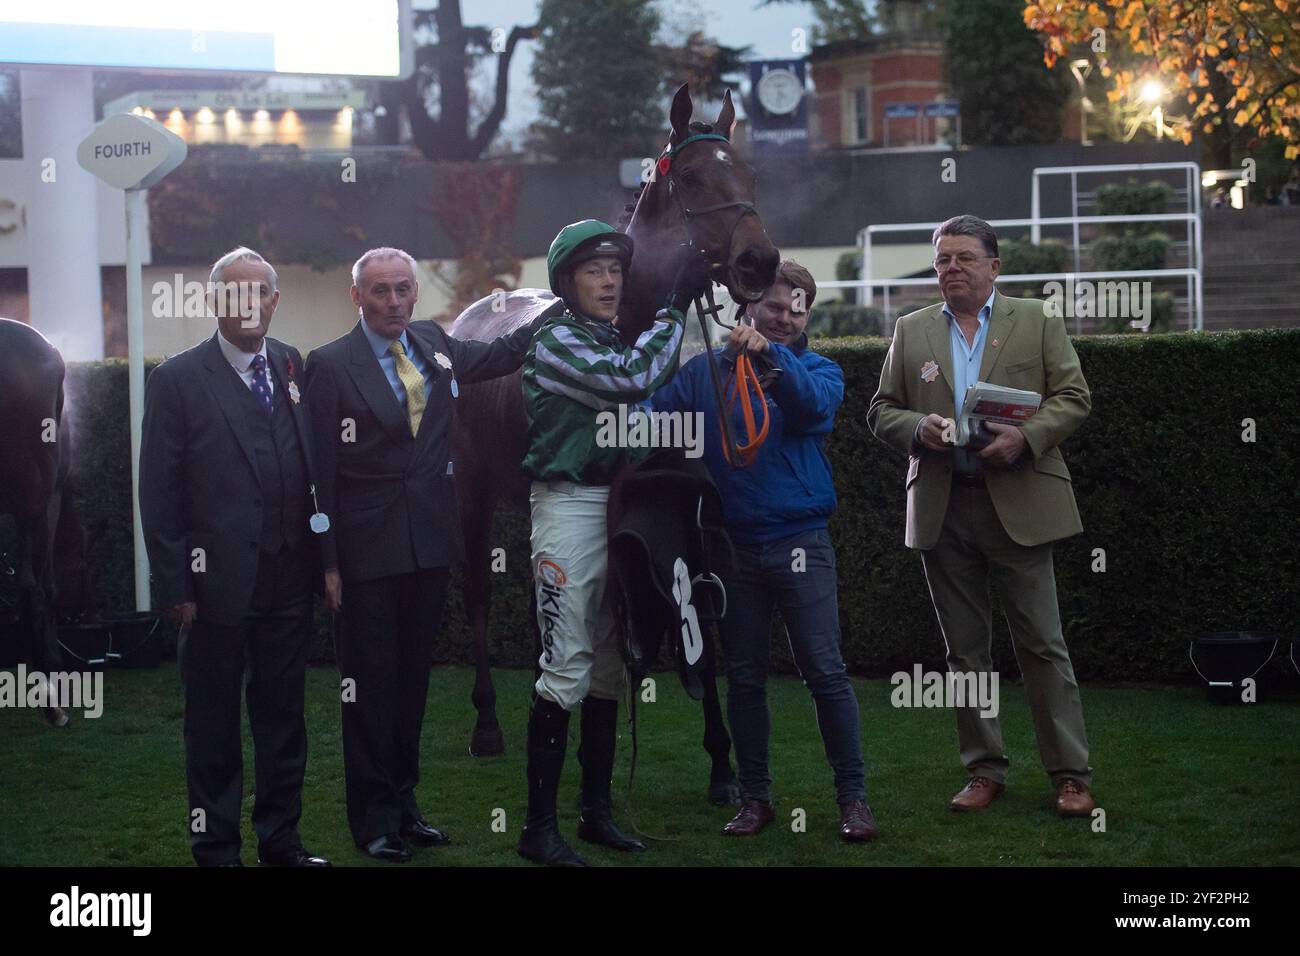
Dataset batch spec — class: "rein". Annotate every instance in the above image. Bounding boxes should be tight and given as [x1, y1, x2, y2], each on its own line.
[691, 283, 771, 469]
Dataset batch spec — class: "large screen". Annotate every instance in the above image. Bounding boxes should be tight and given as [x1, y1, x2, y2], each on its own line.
[0, 0, 411, 78]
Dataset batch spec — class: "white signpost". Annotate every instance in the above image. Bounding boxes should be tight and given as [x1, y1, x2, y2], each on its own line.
[77, 113, 187, 612]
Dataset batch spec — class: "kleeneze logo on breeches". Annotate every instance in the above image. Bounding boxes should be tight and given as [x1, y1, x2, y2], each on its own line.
[536, 560, 567, 664]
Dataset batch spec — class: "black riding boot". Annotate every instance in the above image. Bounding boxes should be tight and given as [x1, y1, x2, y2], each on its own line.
[518, 696, 587, 867]
[577, 697, 646, 852]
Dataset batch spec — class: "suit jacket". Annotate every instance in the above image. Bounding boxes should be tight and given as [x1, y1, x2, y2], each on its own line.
[139, 334, 320, 625]
[868, 290, 1091, 550]
[304, 318, 536, 583]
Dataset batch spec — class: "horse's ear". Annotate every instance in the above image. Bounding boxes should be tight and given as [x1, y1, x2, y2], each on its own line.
[716, 90, 736, 140]
[670, 84, 693, 141]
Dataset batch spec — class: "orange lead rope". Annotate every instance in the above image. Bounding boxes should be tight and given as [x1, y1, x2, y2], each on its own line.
[721, 351, 770, 467]
[691, 284, 771, 469]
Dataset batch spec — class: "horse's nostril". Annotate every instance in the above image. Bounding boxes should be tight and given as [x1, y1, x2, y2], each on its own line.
[734, 251, 773, 282]
[733, 248, 778, 287]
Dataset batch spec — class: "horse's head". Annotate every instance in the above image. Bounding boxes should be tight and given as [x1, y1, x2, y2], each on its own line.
[623, 85, 779, 329]
[663, 85, 778, 303]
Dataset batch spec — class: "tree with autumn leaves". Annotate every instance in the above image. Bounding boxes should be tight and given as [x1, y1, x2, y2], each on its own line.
[1024, 1, 1300, 164]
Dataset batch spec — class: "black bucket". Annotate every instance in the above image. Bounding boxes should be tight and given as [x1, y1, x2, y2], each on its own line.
[57, 622, 111, 671]
[104, 612, 162, 669]
[1190, 632, 1279, 704]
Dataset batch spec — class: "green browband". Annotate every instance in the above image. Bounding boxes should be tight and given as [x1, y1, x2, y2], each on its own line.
[663, 133, 730, 156]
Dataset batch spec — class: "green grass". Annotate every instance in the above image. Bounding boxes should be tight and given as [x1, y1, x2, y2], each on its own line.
[2, 665, 1297, 866]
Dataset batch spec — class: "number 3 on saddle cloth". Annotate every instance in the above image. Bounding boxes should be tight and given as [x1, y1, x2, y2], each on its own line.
[606, 447, 733, 701]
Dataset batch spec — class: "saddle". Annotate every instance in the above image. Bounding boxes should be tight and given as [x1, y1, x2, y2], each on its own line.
[606, 447, 733, 700]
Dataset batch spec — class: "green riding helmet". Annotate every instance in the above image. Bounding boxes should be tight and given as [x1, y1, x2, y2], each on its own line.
[546, 219, 634, 297]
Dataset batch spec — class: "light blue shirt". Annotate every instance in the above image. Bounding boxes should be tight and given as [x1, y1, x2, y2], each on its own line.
[943, 289, 996, 474]
[359, 318, 432, 408]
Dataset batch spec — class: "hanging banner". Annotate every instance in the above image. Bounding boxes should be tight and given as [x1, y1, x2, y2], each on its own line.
[748, 59, 808, 155]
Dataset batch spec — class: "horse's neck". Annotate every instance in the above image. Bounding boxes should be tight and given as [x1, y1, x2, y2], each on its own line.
[622, 181, 685, 339]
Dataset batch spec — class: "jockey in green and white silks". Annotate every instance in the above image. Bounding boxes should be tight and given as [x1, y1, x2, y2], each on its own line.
[516, 219, 706, 867]
[521, 221, 684, 483]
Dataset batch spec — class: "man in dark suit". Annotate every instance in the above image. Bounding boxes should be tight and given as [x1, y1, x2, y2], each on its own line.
[140, 247, 330, 867]
[304, 247, 540, 862]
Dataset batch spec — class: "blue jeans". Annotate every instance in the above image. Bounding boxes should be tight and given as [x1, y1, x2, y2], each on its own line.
[718, 527, 866, 805]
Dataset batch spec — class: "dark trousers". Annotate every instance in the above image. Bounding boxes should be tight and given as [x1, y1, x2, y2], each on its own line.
[177, 545, 312, 866]
[336, 567, 449, 846]
[718, 527, 866, 805]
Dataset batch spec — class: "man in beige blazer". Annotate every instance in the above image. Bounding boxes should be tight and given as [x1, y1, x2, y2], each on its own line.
[868, 214, 1095, 818]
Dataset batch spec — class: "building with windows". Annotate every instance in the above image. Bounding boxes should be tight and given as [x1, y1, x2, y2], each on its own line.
[808, 29, 948, 151]
[101, 89, 365, 150]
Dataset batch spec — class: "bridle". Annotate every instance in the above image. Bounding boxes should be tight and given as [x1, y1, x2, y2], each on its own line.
[654, 131, 774, 469]
[655, 132, 759, 301]
[657, 132, 757, 221]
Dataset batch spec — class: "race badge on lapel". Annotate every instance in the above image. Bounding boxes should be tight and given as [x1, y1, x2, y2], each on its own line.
[920, 359, 940, 384]
[288, 381, 302, 404]
[433, 351, 453, 371]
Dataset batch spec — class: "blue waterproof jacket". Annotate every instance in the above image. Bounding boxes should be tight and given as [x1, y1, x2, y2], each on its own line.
[650, 333, 843, 545]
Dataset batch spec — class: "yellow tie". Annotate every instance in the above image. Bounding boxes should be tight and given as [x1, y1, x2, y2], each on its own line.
[389, 339, 426, 437]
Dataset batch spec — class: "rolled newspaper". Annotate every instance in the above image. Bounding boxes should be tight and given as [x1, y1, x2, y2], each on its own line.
[955, 382, 1041, 446]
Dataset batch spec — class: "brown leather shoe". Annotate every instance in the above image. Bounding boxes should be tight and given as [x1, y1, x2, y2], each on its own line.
[1055, 778, 1095, 818]
[949, 776, 1005, 811]
[838, 800, 879, 842]
[721, 800, 775, 836]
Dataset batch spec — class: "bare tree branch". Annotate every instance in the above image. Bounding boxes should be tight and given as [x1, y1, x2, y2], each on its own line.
[470, 23, 538, 157]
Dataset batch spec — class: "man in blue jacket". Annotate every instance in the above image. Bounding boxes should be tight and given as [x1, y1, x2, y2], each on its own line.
[650, 260, 876, 842]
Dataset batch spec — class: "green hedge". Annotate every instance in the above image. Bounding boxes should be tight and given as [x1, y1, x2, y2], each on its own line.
[996, 237, 1071, 299]
[62, 330, 1300, 683]
[999, 236, 1070, 277]
[63, 361, 145, 621]
[806, 303, 885, 338]
[1090, 233, 1171, 272]
[1093, 179, 1174, 221]
[826, 328, 1300, 685]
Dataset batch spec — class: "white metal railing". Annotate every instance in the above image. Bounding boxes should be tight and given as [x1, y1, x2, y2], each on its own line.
[1031, 162, 1201, 243]
[836, 162, 1204, 332]
[1032, 163, 1202, 332]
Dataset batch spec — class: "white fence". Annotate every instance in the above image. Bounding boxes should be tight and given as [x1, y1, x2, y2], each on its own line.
[823, 162, 1204, 332]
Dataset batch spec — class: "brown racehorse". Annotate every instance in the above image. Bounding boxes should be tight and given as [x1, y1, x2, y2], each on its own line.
[0, 317, 71, 726]
[449, 85, 779, 803]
